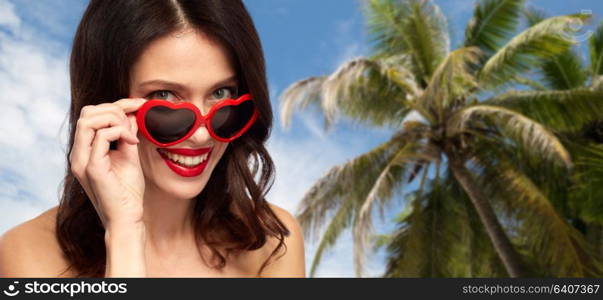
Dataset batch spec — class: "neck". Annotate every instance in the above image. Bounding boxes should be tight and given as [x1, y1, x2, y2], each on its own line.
[142, 183, 196, 253]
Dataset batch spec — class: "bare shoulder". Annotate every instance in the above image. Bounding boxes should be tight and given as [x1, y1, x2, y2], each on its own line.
[268, 203, 303, 239]
[255, 203, 306, 277]
[0, 206, 72, 277]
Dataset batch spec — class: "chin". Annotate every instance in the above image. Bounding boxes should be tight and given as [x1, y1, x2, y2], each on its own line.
[155, 178, 208, 200]
[167, 187, 204, 201]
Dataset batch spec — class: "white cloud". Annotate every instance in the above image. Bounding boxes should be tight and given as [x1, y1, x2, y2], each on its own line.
[0, 196, 52, 234]
[299, 113, 329, 140]
[0, 0, 70, 234]
[8, 0, 86, 42]
[0, 0, 20, 33]
[267, 132, 346, 213]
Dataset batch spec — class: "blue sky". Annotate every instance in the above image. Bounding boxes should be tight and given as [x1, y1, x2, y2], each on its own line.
[1, 0, 603, 277]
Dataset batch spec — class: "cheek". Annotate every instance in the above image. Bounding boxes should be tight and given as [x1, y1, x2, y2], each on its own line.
[137, 138, 159, 171]
[210, 142, 229, 166]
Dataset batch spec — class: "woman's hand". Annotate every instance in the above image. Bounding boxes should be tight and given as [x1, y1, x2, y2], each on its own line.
[69, 98, 147, 230]
[70, 98, 148, 277]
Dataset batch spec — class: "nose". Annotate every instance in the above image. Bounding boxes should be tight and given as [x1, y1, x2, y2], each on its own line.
[185, 122, 213, 145]
[191, 98, 213, 116]
[181, 98, 218, 145]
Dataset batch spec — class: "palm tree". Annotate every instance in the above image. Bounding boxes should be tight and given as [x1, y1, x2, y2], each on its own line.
[381, 6, 603, 277]
[376, 171, 510, 277]
[488, 8, 603, 260]
[280, 0, 602, 277]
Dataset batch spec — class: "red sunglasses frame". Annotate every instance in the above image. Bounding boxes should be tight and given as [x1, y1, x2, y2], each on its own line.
[136, 93, 258, 147]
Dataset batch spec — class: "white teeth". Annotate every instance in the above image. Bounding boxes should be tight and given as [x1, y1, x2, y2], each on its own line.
[160, 149, 209, 167]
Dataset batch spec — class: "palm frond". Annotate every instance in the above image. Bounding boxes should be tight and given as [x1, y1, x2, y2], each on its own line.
[540, 50, 587, 90]
[464, 0, 524, 60]
[511, 76, 546, 90]
[321, 56, 421, 127]
[296, 137, 399, 240]
[475, 158, 603, 276]
[592, 75, 603, 90]
[421, 47, 481, 119]
[353, 142, 436, 276]
[279, 76, 328, 128]
[307, 194, 356, 277]
[449, 104, 572, 168]
[366, 0, 449, 86]
[524, 8, 587, 90]
[382, 173, 506, 277]
[296, 129, 426, 275]
[483, 89, 603, 132]
[571, 144, 603, 224]
[589, 21, 603, 77]
[381, 188, 454, 277]
[479, 14, 591, 88]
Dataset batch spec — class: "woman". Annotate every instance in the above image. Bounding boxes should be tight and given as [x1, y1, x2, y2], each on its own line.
[0, 0, 305, 277]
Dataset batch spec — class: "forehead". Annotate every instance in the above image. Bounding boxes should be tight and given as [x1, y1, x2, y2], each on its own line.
[129, 30, 235, 89]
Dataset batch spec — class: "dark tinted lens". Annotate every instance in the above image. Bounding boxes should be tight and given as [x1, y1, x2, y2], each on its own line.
[145, 106, 196, 143]
[211, 100, 255, 139]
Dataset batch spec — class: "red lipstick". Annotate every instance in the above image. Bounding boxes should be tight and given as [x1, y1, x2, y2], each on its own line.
[157, 147, 213, 177]
[162, 147, 211, 156]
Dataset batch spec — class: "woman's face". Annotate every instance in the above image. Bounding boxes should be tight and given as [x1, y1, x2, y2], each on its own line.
[129, 29, 237, 200]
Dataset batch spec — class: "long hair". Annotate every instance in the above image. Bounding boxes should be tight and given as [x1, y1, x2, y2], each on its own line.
[57, 0, 288, 277]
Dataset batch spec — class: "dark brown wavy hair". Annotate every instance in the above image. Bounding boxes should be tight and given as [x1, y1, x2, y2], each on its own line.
[56, 0, 289, 277]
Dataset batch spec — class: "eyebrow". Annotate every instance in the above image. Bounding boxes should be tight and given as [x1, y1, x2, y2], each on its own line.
[136, 75, 238, 92]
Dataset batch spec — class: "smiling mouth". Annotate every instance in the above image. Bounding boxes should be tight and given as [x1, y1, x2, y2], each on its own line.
[156, 147, 213, 177]
[157, 148, 209, 167]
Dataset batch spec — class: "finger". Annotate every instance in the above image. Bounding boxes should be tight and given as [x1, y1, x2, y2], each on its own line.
[116, 114, 142, 161]
[80, 102, 143, 131]
[72, 111, 138, 180]
[80, 103, 129, 122]
[117, 137, 140, 158]
[126, 113, 138, 135]
[80, 105, 130, 134]
[113, 98, 147, 114]
[118, 139, 141, 163]
[70, 113, 125, 186]
[72, 113, 134, 157]
[79, 100, 145, 135]
[88, 126, 137, 169]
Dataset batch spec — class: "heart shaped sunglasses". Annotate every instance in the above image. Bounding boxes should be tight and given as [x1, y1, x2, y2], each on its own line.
[136, 93, 258, 147]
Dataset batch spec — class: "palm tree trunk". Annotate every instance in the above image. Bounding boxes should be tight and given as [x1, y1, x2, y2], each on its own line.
[445, 151, 528, 277]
